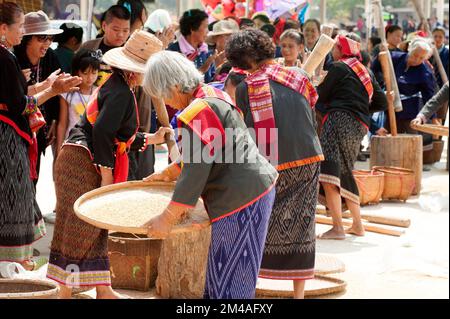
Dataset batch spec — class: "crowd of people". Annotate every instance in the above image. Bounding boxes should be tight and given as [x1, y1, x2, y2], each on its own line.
[0, 0, 448, 300]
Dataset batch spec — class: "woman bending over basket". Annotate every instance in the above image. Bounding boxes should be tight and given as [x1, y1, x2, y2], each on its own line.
[46, 30, 171, 299]
[143, 50, 278, 299]
[227, 29, 324, 299]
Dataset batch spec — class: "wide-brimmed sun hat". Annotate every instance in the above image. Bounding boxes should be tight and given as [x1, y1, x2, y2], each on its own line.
[208, 19, 239, 37]
[23, 11, 63, 36]
[206, 19, 239, 45]
[102, 30, 163, 74]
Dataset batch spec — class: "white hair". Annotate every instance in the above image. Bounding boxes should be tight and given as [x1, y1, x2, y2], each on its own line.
[408, 38, 432, 55]
[143, 51, 204, 98]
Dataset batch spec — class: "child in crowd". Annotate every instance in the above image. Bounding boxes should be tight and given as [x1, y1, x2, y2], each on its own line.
[56, 49, 101, 158]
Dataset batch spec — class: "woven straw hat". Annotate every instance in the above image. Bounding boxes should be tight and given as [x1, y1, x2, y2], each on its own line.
[206, 20, 239, 45]
[102, 30, 163, 74]
[208, 19, 239, 37]
[23, 11, 63, 36]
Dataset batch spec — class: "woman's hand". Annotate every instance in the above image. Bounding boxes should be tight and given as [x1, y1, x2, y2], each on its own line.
[46, 120, 57, 146]
[376, 127, 389, 136]
[44, 69, 62, 88]
[156, 26, 175, 49]
[22, 69, 31, 82]
[147, 127, 174, 145]
[199, 50, 219, 73]
[100, 167, 114, 187]
[214, 50, 226, 68]
[144, 162, 180, 183]
[386, 90, 395, 105]
[144, 170, 172, 182]
[411, 116, 425, 126]
[145, 208, 176, 239]
[50, 74, 82, 95]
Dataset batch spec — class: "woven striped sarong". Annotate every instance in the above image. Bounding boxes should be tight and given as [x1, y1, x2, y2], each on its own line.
[0, 122, 45, 263]
[259, 163, 320, 280]
[47, 145, 111, 287]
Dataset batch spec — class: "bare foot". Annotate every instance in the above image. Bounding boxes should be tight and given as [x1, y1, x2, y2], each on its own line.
[345, 225, 365, 236]
[317, 227, 346, 240]
[19, 260, 35, 271]
[96, 288, 131, 299]
[58, 285, 73, 299]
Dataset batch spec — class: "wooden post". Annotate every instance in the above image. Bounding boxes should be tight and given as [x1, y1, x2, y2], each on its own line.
[80, 0, 88, 21]
[378, 51, 398, 136]
[370, 135, 423, 195]
[320, 0, 327, 24]
[156, 226, 211, 298]
[432, 46, 449, 85]
[365, 0, 373, 46]
[86, 0, 94, 41]
[411, 0, 430, 33]
[424, 0, 432, 20]
[373, 0, 403, 112]
[437, 0, 445, 25]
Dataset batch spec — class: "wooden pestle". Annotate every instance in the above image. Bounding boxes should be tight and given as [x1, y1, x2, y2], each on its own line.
[314, 25, 334, 77]
[373, 0, 403, 112]
[379, 51, 398, 136]
[303, 34, 335, 78]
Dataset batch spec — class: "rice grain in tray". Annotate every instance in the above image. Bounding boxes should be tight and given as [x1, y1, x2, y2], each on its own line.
[74, 182, 210, 235]
[80, 190, 172, 227]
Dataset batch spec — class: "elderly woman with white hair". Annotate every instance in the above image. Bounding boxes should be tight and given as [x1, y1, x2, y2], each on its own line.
[143, 50, 278, 299]
[372, 38, 436, 133]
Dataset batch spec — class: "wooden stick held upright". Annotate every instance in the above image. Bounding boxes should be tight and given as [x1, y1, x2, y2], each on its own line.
[373, 0, 403, 112]
[379, 51, 398, 136]
[303, 34, 335, 78]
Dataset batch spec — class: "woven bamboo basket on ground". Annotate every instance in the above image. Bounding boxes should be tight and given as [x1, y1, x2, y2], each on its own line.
[373, 166, 416, 202]
[410, 123, 449, 137]
[353, 170, 385, 206]
[0, 279, 58, 299]
[108, 232, 162, 292]
[256, 275, 347, 298]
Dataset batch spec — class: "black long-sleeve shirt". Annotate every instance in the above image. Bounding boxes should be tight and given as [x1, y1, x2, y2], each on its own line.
[66, 72, 146, 169]
[0, 46, 32, 142]
[317, 61, 387, 127]
[419, 82, 449, 119]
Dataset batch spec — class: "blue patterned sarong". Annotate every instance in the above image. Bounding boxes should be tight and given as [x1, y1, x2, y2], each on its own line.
[204, 188, 275, 299]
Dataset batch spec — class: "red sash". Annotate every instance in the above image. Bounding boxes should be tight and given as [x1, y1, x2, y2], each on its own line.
[85, 78, 139, 184]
